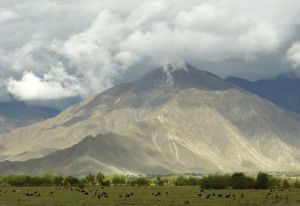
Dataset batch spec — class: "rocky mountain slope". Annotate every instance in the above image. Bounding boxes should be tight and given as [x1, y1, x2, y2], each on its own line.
[0, 64, 300, 175]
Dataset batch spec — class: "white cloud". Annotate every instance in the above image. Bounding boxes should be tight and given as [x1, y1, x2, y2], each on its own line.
[6, 67, 85, 101]
[287, 41, 300, 67]
[1, 0, 300, 101]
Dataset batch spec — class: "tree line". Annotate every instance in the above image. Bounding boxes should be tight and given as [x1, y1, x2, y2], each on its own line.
[0, 172, 299, 189]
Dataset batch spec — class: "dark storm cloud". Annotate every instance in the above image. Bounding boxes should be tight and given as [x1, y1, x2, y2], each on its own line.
[0, 0, 300, 103]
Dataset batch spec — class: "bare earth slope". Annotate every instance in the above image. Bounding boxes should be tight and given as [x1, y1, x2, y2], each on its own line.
[0, 63, 299, 175]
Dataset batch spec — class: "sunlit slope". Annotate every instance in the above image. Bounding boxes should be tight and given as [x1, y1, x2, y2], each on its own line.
[0, 64, 299, 174]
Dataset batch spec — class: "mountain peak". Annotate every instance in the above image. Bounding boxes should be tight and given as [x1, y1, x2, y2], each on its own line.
[132, 63, 234, 92]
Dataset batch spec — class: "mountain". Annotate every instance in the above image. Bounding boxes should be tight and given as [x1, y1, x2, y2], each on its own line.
[0, 101, 59, 133]
[0, 63, 300, 175]
[226, 72, 300, 114]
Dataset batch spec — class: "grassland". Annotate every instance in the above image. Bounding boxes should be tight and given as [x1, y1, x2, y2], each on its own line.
[0, 186, 300, 206]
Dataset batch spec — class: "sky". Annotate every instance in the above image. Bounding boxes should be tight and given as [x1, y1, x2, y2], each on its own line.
[1, 0, 300, 106]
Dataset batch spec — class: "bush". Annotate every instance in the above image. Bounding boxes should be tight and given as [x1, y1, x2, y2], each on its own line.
[102, 180, 111, 186]
[96, 173, 105, 185]
[283, 179, 291, 189]
[154, 176, 164, 186]
[269, 177, 281, 189]
[187, 177, 199, 186]
[174, 176, 189, 186]
[255, 172, 270, 189]
[294, 179, 300, 188]
[63, 176, 80, 186]
[200, 175, 230, 189]
[230, 173, 255, 189]
[112, 174, 126, 185]
[54, 176, 64, 186]
[86, 174, 96, 186]
[129, 177, 150, 186]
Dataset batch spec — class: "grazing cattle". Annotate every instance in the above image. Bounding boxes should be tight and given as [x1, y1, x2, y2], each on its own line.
[154, 192, 161, 197]
[97, 195, 101, 199]
[225, 194, 231, 198]
[49, 191, 54, 195]
[84, 192, 89, 195]
[218, 194, 222, 197]
[241, 194, 244, 198]
[166, 192, 168, 195]
[119, 194, 123, 198]
[198, 193, 202, 197]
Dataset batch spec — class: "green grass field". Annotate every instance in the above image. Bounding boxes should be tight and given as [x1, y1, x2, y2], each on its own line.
[0, 186, 300, 206]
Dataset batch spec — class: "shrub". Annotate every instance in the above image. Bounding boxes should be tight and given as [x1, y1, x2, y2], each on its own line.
[54, 176, 64, 186]
[112, 174, 126, 185]
[230, 173, 255, 189]
[283, 179, 291, 189]
[86, 173, 96, 186]
[154, 176, 164, 186]
[63, 176, 80, 186]
[102, 180, 111, 186]
[96, 173, 105, 185]
[174, 176, 189, 186]
[200, 175, 230, 189]
[130, 177, 150, 186]
[255, 172, 270, 189]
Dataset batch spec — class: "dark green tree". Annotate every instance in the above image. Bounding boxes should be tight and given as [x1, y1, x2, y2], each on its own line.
[255, 172, 270, 189]
[283, 179, 291, 189]
[54, 176, 64, 186]
[64, 176, 80, 186]
[96, 172, 105, 185]
[86, 173, 96, 186]
[112, 174, 126, 185]
[230, 172, 255, 189]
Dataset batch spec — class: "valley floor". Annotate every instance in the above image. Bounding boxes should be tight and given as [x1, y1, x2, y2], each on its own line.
[0, 186, 300, 206]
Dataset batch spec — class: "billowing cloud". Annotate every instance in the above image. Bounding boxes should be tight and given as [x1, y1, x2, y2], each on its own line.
[6, 67, 85, 101]
[287, 41, 300, 67]
[1, 0, 300, 102]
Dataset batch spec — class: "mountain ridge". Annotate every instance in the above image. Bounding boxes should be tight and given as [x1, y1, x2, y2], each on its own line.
[0, 64, 300, 175]
[226, 73, 300, 114]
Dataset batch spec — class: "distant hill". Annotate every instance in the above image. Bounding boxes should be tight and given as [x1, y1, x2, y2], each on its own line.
[0, 101, 59, 133]
[226, 73, 300, 114]
[1, 64, 300, 175]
